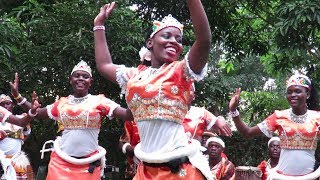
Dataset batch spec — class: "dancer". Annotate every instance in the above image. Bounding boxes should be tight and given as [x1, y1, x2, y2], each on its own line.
[11, 61, 133, 179]
[0, 94, 33, 179]
[94, 0, 212, 178]
[229, 74, 320, 178]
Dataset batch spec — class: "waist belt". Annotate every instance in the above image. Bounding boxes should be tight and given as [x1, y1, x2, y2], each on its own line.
[143, 156, 189, 173]
[71, 156, 101, 174]
[5, 130, 24, 140]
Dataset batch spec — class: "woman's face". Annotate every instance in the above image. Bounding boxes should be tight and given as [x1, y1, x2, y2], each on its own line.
[148, 27, 183, 65]
[286, 85, 309, 110]
[0, 101, 14, 112]
[69, 70, 92, 96]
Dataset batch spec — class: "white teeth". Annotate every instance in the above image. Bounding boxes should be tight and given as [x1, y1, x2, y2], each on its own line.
[167, 47, 176, 53]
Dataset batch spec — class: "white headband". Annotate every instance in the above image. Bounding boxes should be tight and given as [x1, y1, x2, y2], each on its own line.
[206, 137, 225, 148]
[268, 137, 280, 147]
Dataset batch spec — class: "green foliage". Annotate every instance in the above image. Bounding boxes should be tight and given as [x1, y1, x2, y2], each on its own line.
[239, 91, 289, 125]
[223, 132, 269, 166]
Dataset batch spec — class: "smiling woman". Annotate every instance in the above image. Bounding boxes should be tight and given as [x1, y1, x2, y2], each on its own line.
[93, 0, 212, 179]
[10, 61, 133, 180]
[229, 74, 320, 178]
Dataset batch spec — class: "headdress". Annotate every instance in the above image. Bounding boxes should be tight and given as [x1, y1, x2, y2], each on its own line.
[206, 137, 225, 148]
[71, 60, 92, 77]
[150, 14, 184, 38]
[286, 74, 311, 90]
[0, 94, 12, 103]
[268, 136, 280, 147]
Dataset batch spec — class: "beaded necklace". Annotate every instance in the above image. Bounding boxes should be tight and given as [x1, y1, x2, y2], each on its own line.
[290, 109, 308, 124]
[69, 94, 89, 104]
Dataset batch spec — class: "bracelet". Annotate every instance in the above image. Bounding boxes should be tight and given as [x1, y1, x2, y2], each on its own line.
[28, 109, 38, 117]
[17, 97, 27, 106]
[122, 142, 130, 154]
[93, 25, 105, 31]
[14, 94, 22, 100]
[229, 109, 240, 118]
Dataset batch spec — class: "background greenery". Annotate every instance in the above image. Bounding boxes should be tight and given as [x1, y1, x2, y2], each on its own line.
[1, 0, 320, 179]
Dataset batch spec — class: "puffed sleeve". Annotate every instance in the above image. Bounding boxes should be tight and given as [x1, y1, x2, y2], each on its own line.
[257, 112, 279, 138]
[116, 65, 140, 95]
[96, 95, 120, 118]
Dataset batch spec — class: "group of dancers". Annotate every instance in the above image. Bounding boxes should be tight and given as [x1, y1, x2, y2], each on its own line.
[0, 0, 319, 179]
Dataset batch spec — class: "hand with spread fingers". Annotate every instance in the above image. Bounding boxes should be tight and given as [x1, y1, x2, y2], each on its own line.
[229, 88, 241, 112]
[94, 2, 116, 26]
[214, 116, 232, 137]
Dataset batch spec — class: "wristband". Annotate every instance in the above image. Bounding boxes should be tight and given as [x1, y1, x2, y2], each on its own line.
[229, 109, 240, 118]
[93, 25, 105, 31]
[17, 97, 27, 106]
[122, 142, 130, 154]
[28, 109, 38, 117]
[14, 94, 22, 100]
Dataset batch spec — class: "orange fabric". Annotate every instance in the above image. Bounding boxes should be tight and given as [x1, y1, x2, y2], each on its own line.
[257, 160, 267, 180]
[120, 121, 140, 178]
[49, 94, 118, 129]
[264, 110, 320, 150]
[183, 107, 217, 140]
[133, 162, 205, 180]
[126, 61, 194, 124]
[46, 152, 100, 180]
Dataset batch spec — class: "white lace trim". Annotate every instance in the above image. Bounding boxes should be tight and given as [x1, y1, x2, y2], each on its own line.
[46, 104, 57, 120]
[185, 52, 208, 82]
[116, 65, 129, 95]
[257, 121, 273, 138]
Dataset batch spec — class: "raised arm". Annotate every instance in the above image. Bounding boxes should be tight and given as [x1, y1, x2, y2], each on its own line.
[187, 0, 212, 73]
[229, 88, 263, 138]
[9, 73, 49, 119]
[94, 2, 121, 83]
[6, 91, 39, 127]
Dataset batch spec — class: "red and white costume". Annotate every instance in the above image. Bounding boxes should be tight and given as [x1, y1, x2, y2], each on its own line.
[45, 94, 119, 179]
[116, 54, 213, 179]
[258, 109, 320, 176]
[119, 121, 140, 179]
[183, 106, 217, 141]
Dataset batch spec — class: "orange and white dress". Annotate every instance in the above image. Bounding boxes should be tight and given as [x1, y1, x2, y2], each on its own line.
[257, 109, 320, 175]
[116, 56, 213, 180]
[183, 106, 218, 141]
[45, 94, 120, 179]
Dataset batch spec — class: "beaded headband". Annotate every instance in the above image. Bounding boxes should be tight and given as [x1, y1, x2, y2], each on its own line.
[206, 137, 225, 148]
[0, 94, 12, 103]
[268, 137, 280, 147]
[286, 74, 311, 90]
[150, 14, 184, 38]
[71, 60, 92, 77]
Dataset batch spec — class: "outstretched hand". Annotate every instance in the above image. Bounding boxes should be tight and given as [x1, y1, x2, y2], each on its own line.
[214, 116, 232, 137]
[94, 2, 116, 25]
[229, 88, 241, 111]
[9, 73, 19, 98]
